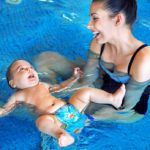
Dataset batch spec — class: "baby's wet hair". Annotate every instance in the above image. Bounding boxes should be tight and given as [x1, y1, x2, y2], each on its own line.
[6, 59, 19, 83]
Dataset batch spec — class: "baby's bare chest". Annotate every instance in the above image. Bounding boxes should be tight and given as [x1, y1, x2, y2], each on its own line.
[25, 85, 54, 109]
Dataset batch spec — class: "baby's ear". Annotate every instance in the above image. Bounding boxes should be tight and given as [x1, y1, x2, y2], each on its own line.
[9, 80, 16, 88]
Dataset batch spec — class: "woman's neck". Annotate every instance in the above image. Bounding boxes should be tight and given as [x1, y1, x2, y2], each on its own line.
[108, 27, 142, 56]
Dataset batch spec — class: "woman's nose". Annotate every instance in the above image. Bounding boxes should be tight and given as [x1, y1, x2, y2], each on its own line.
[87, 20, 93, 29]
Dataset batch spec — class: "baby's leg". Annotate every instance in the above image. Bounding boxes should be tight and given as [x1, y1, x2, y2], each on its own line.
[36, 115, 74, 147]
[112, 84, 126, 108]
[69, 84, 125, 112]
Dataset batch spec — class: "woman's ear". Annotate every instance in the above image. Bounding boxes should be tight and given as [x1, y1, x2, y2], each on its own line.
[114, 13, 126, 26]
[9, 80, 16, 88]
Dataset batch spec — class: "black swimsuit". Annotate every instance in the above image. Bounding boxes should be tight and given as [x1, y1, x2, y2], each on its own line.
[99, 44, 149, 114]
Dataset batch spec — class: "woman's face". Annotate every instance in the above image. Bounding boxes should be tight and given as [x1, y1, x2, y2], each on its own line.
[87, 2, 116, 44]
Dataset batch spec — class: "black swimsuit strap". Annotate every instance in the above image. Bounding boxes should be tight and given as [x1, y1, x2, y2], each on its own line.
[127, 44, 148, 74]
[99, 44, 105, 59]
[99, 43, 148, 74]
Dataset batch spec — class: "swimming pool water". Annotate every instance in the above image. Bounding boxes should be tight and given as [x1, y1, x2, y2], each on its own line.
[0, 0, 150, 149]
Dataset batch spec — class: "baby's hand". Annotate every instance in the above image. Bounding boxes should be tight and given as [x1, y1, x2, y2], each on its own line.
[0, 108, 6, 116]
[73, 67, 83, 79]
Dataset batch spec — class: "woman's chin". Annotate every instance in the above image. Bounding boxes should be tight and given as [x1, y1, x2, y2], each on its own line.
[96, 38, 106, 44]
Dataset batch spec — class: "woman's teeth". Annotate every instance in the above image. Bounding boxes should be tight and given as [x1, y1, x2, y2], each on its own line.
[93, 32, 100, 38]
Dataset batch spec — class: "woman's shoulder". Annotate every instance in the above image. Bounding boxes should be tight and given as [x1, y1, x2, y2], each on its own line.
[89, 38, 102, 55]
[130, 45, 150, 82]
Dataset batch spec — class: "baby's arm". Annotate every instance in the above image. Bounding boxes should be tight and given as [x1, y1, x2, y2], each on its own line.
[0, 92, 24, 116]
[49, 67, 83, 92]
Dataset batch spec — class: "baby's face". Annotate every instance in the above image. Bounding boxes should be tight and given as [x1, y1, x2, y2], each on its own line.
[9, 60, 39, 89]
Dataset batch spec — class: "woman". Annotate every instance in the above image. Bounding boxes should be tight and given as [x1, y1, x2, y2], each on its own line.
[34, 0, 150, 123]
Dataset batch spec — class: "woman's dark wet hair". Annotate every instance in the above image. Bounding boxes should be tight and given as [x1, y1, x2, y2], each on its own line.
[92, 0, 137, 26]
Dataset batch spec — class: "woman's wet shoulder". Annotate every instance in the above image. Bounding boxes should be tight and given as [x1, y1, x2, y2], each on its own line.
[90, 38, 102, 54]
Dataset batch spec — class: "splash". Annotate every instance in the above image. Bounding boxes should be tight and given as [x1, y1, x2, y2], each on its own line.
[6, 0, 22, 5]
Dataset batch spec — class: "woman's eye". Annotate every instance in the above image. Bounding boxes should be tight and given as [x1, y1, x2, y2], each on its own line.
[93, 17, 98, 21]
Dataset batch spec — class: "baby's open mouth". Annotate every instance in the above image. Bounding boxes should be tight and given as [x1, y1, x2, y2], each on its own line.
[28, 74, 35, 79]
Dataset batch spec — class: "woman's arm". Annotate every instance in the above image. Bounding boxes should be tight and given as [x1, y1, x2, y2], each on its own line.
[79, 50, 100, 85]
[76, 39, 104, 87]
[121, 46, 150, 111]
[121, 78, 150, 111]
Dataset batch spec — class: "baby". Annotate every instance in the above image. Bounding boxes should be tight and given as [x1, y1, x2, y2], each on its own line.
[0, 59, 125, 147]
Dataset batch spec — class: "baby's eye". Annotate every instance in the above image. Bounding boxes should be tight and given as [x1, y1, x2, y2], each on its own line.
[19, 67, 25, 72]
